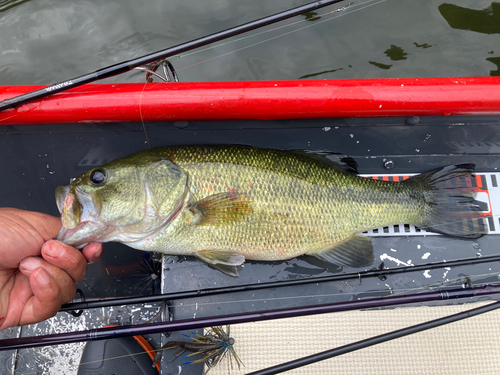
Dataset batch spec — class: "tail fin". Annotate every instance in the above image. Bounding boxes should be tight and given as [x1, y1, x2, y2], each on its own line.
[403, 164, 488, 239]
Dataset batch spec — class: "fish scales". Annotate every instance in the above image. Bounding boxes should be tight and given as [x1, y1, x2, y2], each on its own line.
[126, 146, 421, 260]
[57, 145, 486, 275]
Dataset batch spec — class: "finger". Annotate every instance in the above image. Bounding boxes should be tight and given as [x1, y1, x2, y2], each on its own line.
[0, 209, 62, 266]
[81, 242, 103, 264]
[19, 256, 76, 303]
[19, 268, 66, 326]
[0, 272, 33, 330]
[40, 240, 87, 283]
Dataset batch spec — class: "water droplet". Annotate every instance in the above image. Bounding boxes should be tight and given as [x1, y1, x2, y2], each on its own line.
[405, 116, 420, 125]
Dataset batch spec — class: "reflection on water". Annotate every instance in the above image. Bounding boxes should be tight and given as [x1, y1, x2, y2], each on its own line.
[369, 61, 392, 69]
[299, 67, 344, 78]
[439, 3, 500, 77]
[439, 2, 500, 34]
[384, 45, 408, 61]
[302, 11, 321, 21]
[0, 0, 499, 84]
[487, 57, 500, 76]
[414, 42, 433, 49]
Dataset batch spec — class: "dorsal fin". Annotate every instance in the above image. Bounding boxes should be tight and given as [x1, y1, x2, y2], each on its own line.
[290, 149, 358, 174]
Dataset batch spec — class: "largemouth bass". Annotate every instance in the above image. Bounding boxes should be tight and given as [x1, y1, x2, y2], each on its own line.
[56, 146, 486, 276]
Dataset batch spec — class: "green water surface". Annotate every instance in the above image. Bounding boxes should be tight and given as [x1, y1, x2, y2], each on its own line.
[0, 0, 499, 84]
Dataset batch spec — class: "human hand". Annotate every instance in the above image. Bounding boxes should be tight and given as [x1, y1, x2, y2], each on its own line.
[0, 208, 102, 330]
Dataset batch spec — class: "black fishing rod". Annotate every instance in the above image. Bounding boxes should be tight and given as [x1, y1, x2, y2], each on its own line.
[3, 284, 500, 351]
[0, 0, 346, 112]
[247, 300, 500, 375]
[61, 254, 500, 312]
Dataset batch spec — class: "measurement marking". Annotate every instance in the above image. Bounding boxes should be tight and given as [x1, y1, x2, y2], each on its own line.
[360, 172, 499, 237]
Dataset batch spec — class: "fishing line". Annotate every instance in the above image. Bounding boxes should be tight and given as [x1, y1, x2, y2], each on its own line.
[171, 1, 356, 60]
[169, 0, 387, 75]
[247, 300, 500, 375]
[7, 284, 500, 352]
[129, 0, 358, 73]
[17, 280, 500, 375]
[144, 273, 500, 312]
[79, 277, 500, 375]
[139, 81, 151, 150]
[62, 252, 500, 313]
[391, 271, 500, 298]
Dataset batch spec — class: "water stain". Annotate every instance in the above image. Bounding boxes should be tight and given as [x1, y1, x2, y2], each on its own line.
[439, 2, 500, 34]
[369, 61, 392, 70]
[384, 45, 408, 61]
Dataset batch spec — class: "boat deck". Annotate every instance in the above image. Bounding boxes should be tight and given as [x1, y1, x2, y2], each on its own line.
[1, 115, 500, 374]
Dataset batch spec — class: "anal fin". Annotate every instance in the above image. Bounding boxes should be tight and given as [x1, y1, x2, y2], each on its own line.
[311, 235, 374, 268]
[195, 250, 246, 277]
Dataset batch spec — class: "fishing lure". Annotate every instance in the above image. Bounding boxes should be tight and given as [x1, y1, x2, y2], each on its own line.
[153, 325, 243, 374]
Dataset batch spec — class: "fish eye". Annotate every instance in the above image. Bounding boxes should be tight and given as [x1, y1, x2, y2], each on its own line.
[90, 169, 107, 186]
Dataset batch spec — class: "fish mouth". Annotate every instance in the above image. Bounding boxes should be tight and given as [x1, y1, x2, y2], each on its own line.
[56, 185, 82, 229]
[57, 220, 116, 248]
[56, 185, 70, 213]
[57, 222, 92, 248]
[56, 185, 105, 246]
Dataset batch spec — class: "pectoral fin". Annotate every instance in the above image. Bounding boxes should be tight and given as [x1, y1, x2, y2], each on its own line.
[311, 235, 374, 268]
[195, 250, 246, 277]
[189, 192, 252, 225]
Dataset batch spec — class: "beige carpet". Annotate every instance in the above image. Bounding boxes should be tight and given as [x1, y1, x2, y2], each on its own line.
[209, 302, 500, 375]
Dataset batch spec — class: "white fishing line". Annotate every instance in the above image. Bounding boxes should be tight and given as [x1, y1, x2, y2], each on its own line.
[170, 0, 388, 73]
[25, 273, 500, 375]
[163, 271, 500, 311]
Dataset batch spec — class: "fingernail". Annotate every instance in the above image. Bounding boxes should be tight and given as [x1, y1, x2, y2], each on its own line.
[20, 257, 41, 274]
[93, 244, 103, 261]
[87, 243, 102, 264]
[34, 268, 50, 285]
[43, 241, 64, 259]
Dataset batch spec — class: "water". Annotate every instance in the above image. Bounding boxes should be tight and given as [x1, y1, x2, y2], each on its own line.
[0, 0, 499, 86]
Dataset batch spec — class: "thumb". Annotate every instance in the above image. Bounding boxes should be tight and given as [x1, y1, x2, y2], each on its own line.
[9, 209, 62, 241]
[27, 211, 62, 241]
